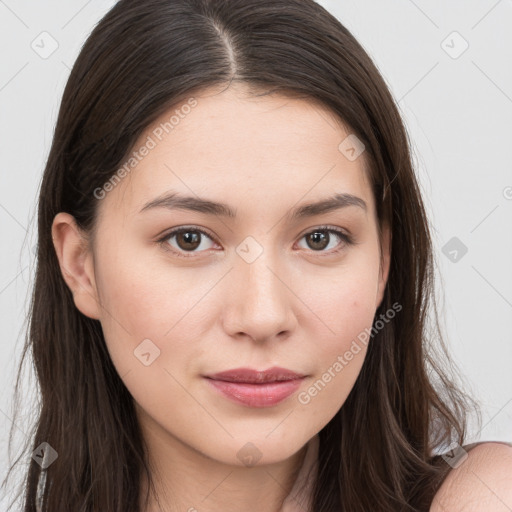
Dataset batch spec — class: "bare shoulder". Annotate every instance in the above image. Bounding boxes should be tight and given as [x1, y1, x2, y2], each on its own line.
[430, 441, 512, 511]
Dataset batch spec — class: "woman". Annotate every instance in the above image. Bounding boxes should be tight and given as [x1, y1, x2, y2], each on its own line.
[3, 0, 512, 511]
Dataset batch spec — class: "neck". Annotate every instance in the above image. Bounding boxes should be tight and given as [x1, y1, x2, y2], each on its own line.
[137, 410, 310, 512]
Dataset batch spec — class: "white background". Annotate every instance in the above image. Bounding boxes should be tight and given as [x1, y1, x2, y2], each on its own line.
[1, 0, 511, 508]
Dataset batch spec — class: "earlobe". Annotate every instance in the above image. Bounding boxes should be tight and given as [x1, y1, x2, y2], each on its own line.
[51, 212, 101, 320]
[376, 221, 391, 309]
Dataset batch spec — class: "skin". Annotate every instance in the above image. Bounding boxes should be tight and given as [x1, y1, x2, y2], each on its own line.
[52, 83, 391, 512]
[431, 442, 512, 511]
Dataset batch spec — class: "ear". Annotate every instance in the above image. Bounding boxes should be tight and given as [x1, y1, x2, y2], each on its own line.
[375, 220, 391, 309]
[51, 212, 101, 320]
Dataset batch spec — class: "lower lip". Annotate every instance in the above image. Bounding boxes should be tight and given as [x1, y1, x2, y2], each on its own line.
[205, 378, 304, 407]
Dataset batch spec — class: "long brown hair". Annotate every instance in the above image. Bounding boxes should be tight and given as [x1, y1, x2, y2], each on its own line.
[3, 0, 480, 510]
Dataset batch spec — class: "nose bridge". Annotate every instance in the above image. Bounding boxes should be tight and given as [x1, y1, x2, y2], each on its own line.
[244, 252, 283, 306]
[224, 237, 295, 339]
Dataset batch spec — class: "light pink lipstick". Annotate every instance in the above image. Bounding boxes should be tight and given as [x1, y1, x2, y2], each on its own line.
[204, 367, 306, 408]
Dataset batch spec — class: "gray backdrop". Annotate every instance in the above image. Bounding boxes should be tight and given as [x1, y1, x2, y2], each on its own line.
[1, 0, 511, 507]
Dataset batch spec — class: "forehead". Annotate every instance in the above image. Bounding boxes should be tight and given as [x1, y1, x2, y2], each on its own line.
[96, 84, 375, 225]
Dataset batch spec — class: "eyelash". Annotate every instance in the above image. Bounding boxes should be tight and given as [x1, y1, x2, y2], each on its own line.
[157, 225, 355, 259]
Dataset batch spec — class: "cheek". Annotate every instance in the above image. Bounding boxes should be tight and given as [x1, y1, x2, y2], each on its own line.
[295, 260, 379, 411]
[95, 237, 212, 335]
[92, 243, 191, 370]
[295, 312, 374, 424]
[92, 250, 209, 418]
[306, 256, 379, 344]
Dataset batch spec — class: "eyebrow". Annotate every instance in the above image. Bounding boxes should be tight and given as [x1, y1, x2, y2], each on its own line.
[139, 191, 367, 219]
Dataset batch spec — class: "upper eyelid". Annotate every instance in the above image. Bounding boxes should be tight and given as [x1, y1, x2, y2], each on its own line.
[164, 226, 218, 243]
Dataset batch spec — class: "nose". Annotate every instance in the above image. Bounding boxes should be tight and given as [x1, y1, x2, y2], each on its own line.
[221, 248, 297, 343]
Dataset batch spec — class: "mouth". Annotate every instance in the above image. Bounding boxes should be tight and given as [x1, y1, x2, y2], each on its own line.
[203, 367, 307, 407]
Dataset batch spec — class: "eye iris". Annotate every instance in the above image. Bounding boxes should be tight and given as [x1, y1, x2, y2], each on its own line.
[177, 231, 201, 251]
[307, 231, 329, 250]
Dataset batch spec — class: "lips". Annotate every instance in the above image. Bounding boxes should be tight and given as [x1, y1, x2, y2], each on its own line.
[204, 366, 307, 407]
[206, 366, 306, 383]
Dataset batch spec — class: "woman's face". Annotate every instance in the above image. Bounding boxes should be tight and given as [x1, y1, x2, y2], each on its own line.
[54, 83, 390, 466]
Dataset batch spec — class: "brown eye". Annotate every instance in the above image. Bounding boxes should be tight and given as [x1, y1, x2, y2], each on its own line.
[160, 227, 217, 257]
[175, 230, 202, 251]
[297, 227, 353, 255]
[305, 230, 330, 250]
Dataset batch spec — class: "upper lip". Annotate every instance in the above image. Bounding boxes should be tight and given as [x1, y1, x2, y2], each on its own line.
[205, 366, 306, 383]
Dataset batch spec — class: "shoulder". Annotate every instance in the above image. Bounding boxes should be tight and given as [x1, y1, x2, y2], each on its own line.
[430, 441, 512, 511]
